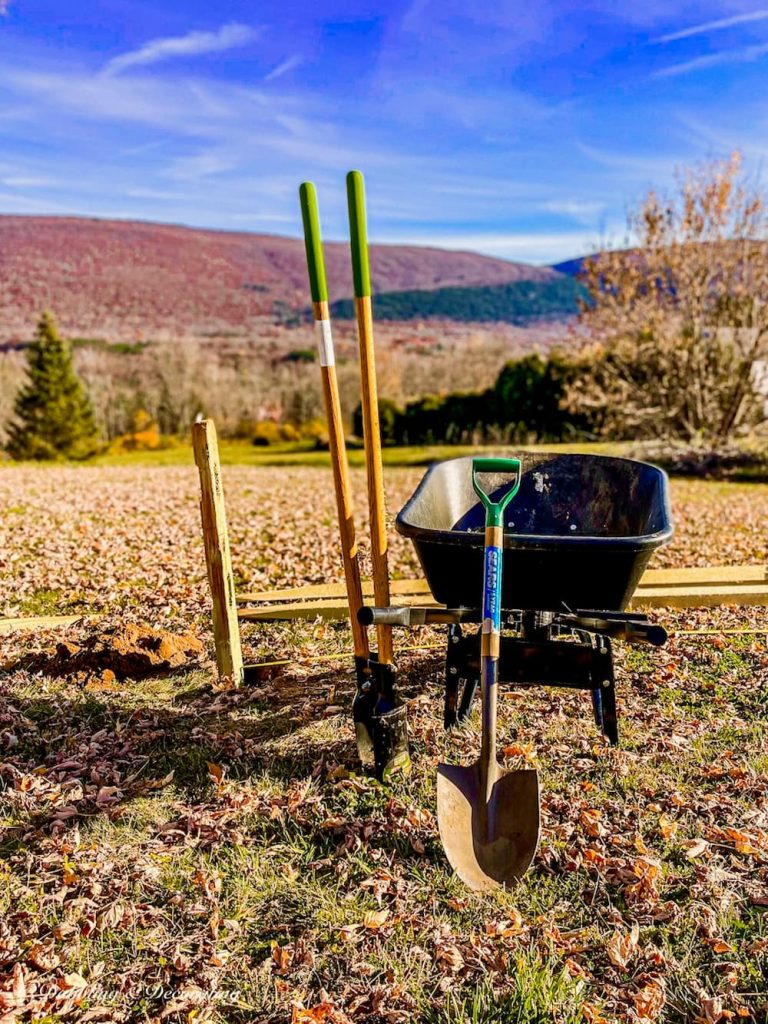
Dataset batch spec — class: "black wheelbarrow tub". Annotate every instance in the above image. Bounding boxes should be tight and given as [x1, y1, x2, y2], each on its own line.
[395, 454, 673, 612]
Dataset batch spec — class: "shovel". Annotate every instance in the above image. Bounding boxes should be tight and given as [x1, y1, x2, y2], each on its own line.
[437, 457, 541, 890]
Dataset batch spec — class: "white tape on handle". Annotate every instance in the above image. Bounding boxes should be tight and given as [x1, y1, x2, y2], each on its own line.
[315, 319, 335, 367]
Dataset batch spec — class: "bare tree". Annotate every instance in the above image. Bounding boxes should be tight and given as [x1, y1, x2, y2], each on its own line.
[567, 153, 768, 442]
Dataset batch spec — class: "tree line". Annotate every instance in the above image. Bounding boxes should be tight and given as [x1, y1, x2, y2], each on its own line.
[353, 352, 588, 445]
[330, 277, 586, 324]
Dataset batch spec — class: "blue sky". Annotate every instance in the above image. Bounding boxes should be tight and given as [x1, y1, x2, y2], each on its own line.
[1, 1, 767, 264]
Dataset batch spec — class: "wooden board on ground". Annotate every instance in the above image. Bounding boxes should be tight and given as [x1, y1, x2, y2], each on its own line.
[237, 578, 431, 604]
[0, 614, 87, 635]
[238, 594, 436, 622]
[632, 582, 768, 609]
[237, 565, 768, 621]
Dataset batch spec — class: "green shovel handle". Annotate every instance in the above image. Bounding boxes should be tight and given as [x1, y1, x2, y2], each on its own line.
[346, 170, 371, 298]
[472, 457, 522, 528]
[299, 181, 328, 304]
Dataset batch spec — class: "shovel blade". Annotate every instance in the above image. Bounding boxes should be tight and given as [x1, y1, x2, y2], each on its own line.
[436, 761, 540, 891]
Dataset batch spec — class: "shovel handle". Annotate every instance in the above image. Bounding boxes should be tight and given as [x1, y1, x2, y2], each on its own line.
[472, 457, 522, 528]
[473, 457, 522, 782]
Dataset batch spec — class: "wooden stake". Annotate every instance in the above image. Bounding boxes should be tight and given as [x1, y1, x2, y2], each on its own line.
[193, 418, 244, 686]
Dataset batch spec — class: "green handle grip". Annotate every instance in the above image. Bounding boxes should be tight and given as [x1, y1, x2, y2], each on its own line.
[472, 457, 522, 527]
[346, 169, 371, 298]
[299, 181, 328, 304]
[473, 457, 523, 476]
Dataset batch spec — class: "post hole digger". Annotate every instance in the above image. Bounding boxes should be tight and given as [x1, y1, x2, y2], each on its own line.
[297, 174, 673, 889]
[299, 177, 410, 782]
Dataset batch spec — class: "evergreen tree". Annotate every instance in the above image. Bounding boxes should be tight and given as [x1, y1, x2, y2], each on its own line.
[6, 311, 101, 460]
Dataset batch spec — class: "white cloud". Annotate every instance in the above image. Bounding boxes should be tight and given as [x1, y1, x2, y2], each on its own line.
[104, 23, 260, 76]
[675, 108, 768, 164]
[121, 139, 170, 157]
[0, 67, 244, 133]
[2, 175, 56, 187]
[0, 191, 76, 213]
[264, 54, 303, 82]
[655, 10, 768, 44]
[652, 41, 768, 78]
[0, 63, 406, 178]
[164, 152, 239, 181]
[539, 199, 605, 221]
[577, 142, 684, 181]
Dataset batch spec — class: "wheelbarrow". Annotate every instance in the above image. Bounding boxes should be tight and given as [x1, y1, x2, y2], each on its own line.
[396, 452, 673, 613]
[362, 452, 673, 736]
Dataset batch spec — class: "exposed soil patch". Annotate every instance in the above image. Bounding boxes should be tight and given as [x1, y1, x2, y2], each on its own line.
[8, 623, 205, 682]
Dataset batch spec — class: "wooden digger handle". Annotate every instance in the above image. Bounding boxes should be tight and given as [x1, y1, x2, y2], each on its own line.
[346, 169, 393, 664]
[299, 181, 369, 661]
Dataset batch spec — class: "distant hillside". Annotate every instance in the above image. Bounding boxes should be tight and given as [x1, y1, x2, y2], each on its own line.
[0, 215, 561, 343]
[550, 257, 588, 277]
[330, 278, 587, 324]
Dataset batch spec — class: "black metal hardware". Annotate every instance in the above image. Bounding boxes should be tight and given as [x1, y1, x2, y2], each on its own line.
[442, 615, 621, 744]
[355, 603, 664, 758]
[353, 653, 411, 781]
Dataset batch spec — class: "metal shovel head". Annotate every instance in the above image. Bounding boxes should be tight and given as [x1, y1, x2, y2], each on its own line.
[437, 760, 540, 891]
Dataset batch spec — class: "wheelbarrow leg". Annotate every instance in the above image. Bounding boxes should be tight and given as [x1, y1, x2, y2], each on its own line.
[591, 638, 618, 746]
[600, 677, 619, 746]
[457, 676, 479, 723]
[444, 624, 462, 727]
[444, 624, 480, 727]
[591, 688, 604, 731]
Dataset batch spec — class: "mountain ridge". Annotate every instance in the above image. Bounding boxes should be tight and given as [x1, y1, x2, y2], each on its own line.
[0, 214, 565, 343]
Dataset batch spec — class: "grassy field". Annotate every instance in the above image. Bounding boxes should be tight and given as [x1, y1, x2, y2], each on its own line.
[82, 438, 630, 470]
[0, 462, 766, 1023]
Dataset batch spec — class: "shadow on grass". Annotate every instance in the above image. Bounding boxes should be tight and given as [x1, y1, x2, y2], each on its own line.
[0, 653, 443, 858]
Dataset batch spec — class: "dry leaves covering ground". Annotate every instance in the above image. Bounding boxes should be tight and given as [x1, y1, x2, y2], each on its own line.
[0, 463, 766, 1024]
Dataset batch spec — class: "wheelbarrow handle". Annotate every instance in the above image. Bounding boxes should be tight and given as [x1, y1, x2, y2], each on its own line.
[472, 457, 522, 528]
[359, 605, 478, 627]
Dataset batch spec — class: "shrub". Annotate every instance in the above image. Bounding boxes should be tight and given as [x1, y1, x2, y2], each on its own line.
[493, 352, 584, 441]
[570, 152, 768, 442]
[352, 397, 402, 445]
[280, 422, 300, 442]
[354, 353, 585, 446]
[282, 348, 316, 364]
[252, 420, 282, 446]
[108, 409, 162, 452]
[299, 418, 329, 448]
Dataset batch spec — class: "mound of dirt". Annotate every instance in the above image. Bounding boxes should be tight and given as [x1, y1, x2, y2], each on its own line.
[19, 623, 205, 682]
